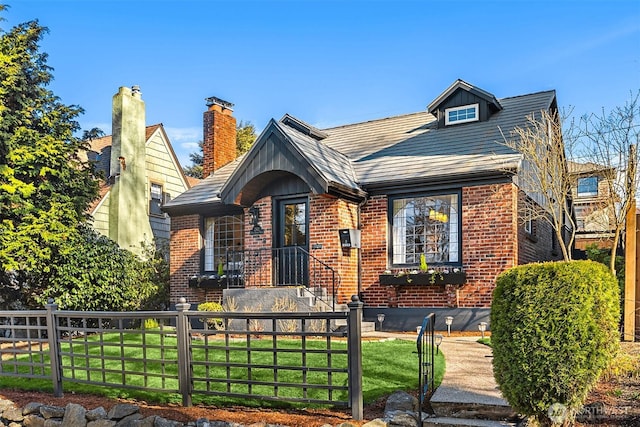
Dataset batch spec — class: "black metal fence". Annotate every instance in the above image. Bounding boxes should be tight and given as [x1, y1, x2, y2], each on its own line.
[416, 313, 435, 422]
[0, 296, 364, 419]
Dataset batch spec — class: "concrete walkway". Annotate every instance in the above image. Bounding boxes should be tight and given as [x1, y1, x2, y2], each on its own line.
[362, 332, 517, 424]
[431, 336, 508, 408]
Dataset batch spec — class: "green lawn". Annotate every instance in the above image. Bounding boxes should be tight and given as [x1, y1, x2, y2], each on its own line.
[0, 334, 444, 408]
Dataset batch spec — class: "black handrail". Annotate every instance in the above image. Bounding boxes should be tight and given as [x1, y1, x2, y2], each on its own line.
[225, 247, 337, 311]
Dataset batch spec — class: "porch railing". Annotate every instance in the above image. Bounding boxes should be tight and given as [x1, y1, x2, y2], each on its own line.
[225, 247, 337, 311]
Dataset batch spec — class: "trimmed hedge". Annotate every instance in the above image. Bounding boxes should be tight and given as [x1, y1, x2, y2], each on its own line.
[491, 261, 619, 425]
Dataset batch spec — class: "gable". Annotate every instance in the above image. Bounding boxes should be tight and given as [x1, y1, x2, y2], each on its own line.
[219, 121, 328, 206]
[427, 79, 503, 128]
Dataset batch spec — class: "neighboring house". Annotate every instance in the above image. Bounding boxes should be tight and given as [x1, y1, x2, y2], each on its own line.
[568, 161, 616, 251]
[163, 80, 565, 330]
[85, 86, 193, 254]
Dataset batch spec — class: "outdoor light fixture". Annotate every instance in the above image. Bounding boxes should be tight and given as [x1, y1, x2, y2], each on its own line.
[434, 334, 443, 354]
[377, 313, 386, 331]
[478, 322, 488, 339]
[445, 316, 454, 336]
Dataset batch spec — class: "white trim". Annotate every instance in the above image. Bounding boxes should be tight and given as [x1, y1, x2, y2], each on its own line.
[444, 103, 479, 126]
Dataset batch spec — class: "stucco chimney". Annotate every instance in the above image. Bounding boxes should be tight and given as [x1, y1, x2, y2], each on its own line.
[109, 85, 150, 252]
[203, 96, 237, 177]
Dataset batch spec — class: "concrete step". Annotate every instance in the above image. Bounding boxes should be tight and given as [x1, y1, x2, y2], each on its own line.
[423, 416, 519, 427]
[333, 319, 376, 332]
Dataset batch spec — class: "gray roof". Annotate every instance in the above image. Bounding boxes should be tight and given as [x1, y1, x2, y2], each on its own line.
[322, 90, 555, 188]
[164, 88, 556, 213]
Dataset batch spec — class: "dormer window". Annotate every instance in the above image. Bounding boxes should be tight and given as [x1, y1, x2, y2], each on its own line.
[445, 104, 479, 125]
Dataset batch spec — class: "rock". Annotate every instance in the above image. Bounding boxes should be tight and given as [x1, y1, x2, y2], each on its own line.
[362, 420, 388, 427]
[4, 407, 25, 422]
[10, 423, 22, 427]
[43, 419, 62, 427]
[383, 391, 418, 414]
[61, 403, 86, 427]
[115, 413, 144, 427]
[85, 408, 107, 422]
[87, 421, 116, 427]
[23, 415, 45, 427]
[107, 405, 139, 421]
[385, 411, 419, 427]
[335, 424, 358, 427]
[40, 406, 66, 419]
[131, 416, 156, 427]
[22, 403, 43, 416]
[0, 399, 15, 412]
[153, 417, 182, 427]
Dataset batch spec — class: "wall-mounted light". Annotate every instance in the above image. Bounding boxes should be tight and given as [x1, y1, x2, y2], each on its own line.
[248, 206, 263, 235]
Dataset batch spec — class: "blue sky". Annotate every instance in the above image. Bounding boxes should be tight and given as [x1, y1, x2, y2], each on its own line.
[4, 0, 640, 167]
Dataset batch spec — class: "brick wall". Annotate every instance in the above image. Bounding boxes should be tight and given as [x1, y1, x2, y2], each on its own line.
[308, 194, 359, 304]
[517, 191, 565, 263]
[202, 105, 237, 178]
[244, 197, 273, 288]
[169, 214, 201, 304]
[359, 184, 521, 309]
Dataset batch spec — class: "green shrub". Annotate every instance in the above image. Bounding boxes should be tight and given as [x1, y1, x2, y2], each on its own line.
[491, 261, 620, 425]
[197, 301, 224, 330]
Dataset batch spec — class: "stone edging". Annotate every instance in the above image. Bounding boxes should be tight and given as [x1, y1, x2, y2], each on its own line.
[0, 390, 423, 427]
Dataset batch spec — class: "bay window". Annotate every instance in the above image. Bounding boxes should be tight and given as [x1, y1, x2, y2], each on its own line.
[391, 193, 460, 265]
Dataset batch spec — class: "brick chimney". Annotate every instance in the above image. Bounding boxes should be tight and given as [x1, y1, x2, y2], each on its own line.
[203, 96, 237, 177]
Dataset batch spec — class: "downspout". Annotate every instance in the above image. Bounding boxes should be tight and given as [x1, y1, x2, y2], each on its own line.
[357, 195, 369, 300]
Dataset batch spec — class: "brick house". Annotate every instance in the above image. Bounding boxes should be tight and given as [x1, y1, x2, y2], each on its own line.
[163, 80, 565, 330]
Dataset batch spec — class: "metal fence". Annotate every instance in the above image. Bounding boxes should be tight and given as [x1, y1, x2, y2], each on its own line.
[0, 296, 364, 419]
[416, 313, 435, 422]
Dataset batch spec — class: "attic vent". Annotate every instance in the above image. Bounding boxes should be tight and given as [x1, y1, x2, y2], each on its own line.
[445, 103, 479, 126]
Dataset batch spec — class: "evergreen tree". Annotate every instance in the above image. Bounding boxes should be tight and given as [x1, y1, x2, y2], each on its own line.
[0, 8, 99, 306]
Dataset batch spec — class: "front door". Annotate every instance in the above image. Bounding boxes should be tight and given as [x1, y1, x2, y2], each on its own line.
[276, 198, 309, 285]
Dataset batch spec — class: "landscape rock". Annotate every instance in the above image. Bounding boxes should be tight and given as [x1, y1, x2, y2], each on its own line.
[22, 404, 43, 416]
[0, 399, 14, 412]
[3, 407, 25, 422]
[85, 409, 107, 422]
[383, 391, 418, 414]
[61, 404, 87, 427]
[361, 420, 387, 427]
[132, 416, 156, 427]
[22, 415, 45, 427]
[86, 420, 116, 427]
[384, 411, 418, 427]
[114, 413, 143, 427]
[107, 406, 138, 421]
[153, 417, 182, 427]
[40, 406, 65, 420]
[43, 419, 62, 427]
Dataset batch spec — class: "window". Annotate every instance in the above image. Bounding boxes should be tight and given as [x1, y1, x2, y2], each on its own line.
[577, 177, 598, 197]
[391, 193, 460, 265]
[445, 104, 479, 125]
[203, 215, 244, 273]
[149, 183, 164, 216]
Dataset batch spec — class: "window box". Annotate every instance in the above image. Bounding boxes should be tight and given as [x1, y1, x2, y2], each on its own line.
[379, 271, 466, 286]
[188, 275, 244, 289]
